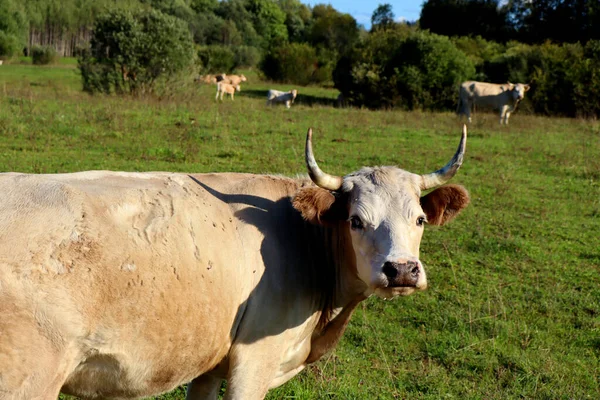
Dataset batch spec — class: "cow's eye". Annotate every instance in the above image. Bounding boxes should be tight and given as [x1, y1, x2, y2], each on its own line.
[350, 216, 364, 230]
[416, 216, 427, 227]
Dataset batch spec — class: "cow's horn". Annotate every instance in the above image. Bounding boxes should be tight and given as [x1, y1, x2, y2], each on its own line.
[420, 125, 467, 190]
[305, 128, 343, 191]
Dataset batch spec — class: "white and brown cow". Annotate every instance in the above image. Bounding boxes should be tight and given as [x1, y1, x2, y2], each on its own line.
[457, 81, 530, 125]
[0, 127, 470, 399]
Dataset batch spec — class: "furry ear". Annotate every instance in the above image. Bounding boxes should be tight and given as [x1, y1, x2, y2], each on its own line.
[292, 187, 347, 225]
[421, 184, 470, 226]
[524, 84, 531, 92]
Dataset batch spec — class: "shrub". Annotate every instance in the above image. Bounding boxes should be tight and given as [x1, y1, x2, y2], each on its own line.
[78, 9, 195, 95]
[32, 46, 59, 65]
[234, 45, 262, 69]
[197, 45, 237, 73]
[260, 42, 326, 85]
[0, 31, 20, 58]
[334, 29, 475, 110]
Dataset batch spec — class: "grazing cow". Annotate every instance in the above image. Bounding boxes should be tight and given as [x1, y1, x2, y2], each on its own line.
[215, 82, 240, 101]
[220, 74, 247, 86]
[195, 74, 217, 84]
[457, 81, 530, 125]
[0, 60, 3, 65]
[267, 89, 298, 108]
[0, 127, 469, 400]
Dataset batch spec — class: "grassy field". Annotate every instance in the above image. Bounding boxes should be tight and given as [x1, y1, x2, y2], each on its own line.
[0, 61, 599, 400]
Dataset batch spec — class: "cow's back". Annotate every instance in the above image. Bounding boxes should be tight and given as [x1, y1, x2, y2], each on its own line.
[0, 171, 268, 398]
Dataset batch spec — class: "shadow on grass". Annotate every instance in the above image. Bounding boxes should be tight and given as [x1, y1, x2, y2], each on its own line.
[239, 89, 336, 107]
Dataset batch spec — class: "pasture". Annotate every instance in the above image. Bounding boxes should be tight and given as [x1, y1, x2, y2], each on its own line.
[0, 61, 598, 399]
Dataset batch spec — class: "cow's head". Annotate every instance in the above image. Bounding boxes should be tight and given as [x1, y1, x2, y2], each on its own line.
[293, 127, 470, 298]
[507, 82, 531, 101]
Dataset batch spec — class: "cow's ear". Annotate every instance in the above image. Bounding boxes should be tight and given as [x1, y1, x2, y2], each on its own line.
[420, 184, 470, 226]
[524, 84, 531, 91]
[293, 187, 348, 225]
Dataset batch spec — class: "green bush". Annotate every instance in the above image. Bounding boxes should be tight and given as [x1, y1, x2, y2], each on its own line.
[0, 31, 20, 58]
[234, 45, 261, 69]
[333, 29, 475, 110]
[78, 8, 195, 95]
[452, 36, 504, 80]
[197, 45, 237, 73]
[260, 42, 327, 85]
[32, 46, 59, 65]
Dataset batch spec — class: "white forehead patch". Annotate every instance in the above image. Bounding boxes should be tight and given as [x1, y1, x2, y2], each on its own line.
[342, 166, 422, 226]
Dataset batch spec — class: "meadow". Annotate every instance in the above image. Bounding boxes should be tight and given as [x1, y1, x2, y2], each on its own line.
[0, 61, 598, 399]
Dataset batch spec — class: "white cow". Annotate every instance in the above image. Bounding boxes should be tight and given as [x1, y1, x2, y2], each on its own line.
[266, 89, 298, 108]
[457, 81, 531, 125]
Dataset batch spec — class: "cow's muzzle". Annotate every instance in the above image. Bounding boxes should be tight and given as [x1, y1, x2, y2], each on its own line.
[382, 261, 420, 287]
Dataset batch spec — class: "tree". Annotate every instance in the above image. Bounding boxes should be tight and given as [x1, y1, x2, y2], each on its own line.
[78, 9, 195, 94]
[371, 3, 395, 31]
[0, 0, 27, 57]
[506, 0, 600, 43]
[420, 0, 514, 42]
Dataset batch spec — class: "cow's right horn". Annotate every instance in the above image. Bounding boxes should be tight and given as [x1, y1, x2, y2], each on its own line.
[305, 128, 343, 191]
[420, 124, 467, 190]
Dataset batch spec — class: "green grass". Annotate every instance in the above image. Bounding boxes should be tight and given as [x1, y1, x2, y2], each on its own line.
[1, 61, 599, 399]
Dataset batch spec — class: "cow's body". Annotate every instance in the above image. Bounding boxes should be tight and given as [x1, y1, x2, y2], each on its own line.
[266, 89, 298, 108]
[0, 129, 470, 399]
[457, 81, 530, 125]
[216, 82, 240, 101]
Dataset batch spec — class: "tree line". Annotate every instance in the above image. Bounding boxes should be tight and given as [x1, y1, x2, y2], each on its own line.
[1, 0, 599, 117]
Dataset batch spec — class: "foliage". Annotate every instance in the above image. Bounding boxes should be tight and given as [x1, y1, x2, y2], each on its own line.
[234, 45, 262, 68]
[0, 0, 27, 57]
[78, 8, 194, 95]
[334, 29, 475, 110]
[197, 45, 237, 73]
[260, 42, 324, 85]
[31, 45, 59, 65]
[308, 4, 359, 58]
[451, 35, 505, 79]
[506, 0, 600, 43]
[0, 31, 21, 58]
[371, 3, 395, 31]
[420, 0, 513, 43]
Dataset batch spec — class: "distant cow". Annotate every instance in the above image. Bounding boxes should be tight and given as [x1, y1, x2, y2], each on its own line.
[0, 126, 469, 399]
[267, 89, 298, 108]
[0, 60, 3, 66]
[216, 74, 247, 87]
[216, 82, 240, 101]
[457, 81, 530, 125]
[195, 74, 217, 84]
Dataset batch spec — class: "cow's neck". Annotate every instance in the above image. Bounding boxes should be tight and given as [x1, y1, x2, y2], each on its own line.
[304, 220, 368, 363]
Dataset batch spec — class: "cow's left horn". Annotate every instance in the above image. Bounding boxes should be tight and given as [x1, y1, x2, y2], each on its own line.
[305, 128, 343, 191]
[420, 125, 467, 190]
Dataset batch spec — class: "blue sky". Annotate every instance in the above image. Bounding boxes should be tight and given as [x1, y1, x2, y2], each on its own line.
[305, 1, 423, 28]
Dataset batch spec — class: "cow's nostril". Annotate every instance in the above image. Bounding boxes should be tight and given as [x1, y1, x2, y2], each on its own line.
[382, 262, 398, 279]
[410, 266, 420, 277]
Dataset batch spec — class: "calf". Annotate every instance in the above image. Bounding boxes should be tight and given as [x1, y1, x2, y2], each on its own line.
[216, 82, 240, 101]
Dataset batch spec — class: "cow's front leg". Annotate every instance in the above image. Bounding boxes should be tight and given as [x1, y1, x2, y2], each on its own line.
[186, 374, 222, 400]
[223, 344, 281, 400]
[500, 105, 509, 125]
